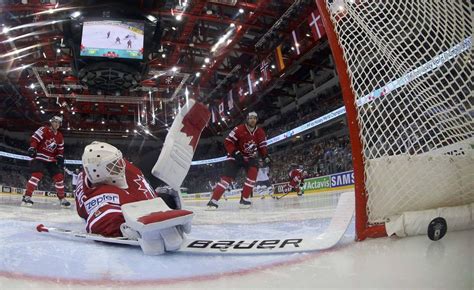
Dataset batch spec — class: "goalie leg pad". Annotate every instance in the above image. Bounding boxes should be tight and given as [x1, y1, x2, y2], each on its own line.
[151, 100, 211, 191]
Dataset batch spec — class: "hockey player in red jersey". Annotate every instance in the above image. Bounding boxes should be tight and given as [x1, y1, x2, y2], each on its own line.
[73, 100, 210, 255]
[207, 112, 271, 209]
[22, 116, 71, 207]
[286, 164, 308, 196]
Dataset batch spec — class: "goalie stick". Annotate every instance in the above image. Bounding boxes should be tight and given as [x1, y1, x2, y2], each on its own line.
[37, 192, 354, 255]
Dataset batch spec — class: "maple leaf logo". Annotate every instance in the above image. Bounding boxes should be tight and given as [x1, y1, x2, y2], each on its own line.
[180, 102, 211, 151]
[133, 174, 155, 199]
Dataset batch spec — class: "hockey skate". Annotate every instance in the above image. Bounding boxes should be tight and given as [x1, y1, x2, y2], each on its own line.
[239, 198, 251, 209]
[206, 200, 218, 211]
[60, 198, 71, 208]
[21, 196, 34, 207]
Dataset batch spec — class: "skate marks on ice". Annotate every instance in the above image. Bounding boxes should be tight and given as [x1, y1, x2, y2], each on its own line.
[0, 194, 78, 222]
[0, 191, 355, 282]
[187, 192, 341, 225]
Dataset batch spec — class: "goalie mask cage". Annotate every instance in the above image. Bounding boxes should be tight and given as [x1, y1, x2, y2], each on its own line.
[316, 0, 473, 240]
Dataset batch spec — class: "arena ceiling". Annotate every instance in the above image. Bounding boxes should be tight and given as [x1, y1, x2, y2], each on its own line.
[0, 0, 330, 138]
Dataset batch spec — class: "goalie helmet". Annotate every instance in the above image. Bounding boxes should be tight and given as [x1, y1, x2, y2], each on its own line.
[50, 115, 63, 124]
[81, 141, 128, 189]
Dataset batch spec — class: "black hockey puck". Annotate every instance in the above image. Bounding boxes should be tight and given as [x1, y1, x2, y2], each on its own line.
[427, 217, 447, 241]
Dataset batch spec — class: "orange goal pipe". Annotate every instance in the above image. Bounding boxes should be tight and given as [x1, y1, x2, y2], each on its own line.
[315, 0, 386, 240]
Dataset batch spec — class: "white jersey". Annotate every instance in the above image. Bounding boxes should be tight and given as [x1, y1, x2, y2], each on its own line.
[65, 168, 80, 186]
[256, 166, 270, 182]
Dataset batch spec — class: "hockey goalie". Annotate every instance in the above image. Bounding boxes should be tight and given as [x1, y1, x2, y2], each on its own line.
[73, 100, 210, 255]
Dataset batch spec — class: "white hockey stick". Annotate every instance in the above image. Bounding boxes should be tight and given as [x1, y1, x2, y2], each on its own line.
[37, 192, 354, 255]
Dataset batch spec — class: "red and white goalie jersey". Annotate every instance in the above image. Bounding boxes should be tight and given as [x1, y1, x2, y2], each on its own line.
[74, 159, 158, 236]
[30, 126, 64, 162]
[224, 124, 268, 159]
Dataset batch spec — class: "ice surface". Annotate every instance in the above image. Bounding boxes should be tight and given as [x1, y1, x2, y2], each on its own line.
[0, 192, 472, 289]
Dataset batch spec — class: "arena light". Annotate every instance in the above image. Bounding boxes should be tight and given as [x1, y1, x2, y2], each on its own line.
[40, 110, 45, 114]
[204, 57, 210, 63]
[144, 129, 150, 134]
[171, 66, 178, 72]
[29, 83, 35, 89]
[126, 129, 129, 133]
[195, 72, 201, 77]
[175, 14, 182, 21]
[230, 23, 235, 28]
[238, 8, 244, 14]
[161, 53, 166, 58]
[90, 128, 94, 131]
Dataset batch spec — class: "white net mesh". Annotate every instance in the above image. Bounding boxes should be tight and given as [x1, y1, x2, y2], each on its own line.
[323, 0, 473, 223]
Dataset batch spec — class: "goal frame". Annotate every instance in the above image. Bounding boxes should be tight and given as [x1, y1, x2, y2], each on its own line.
[315, 0, 386, 240]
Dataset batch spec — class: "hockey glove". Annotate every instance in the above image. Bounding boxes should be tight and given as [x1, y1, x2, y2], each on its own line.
[155, 186, 183, 210]
[27, 147, 37, 158]
[263, 155, 272, 166]
[56, 155, 64, 167]
[231, 151, 244, 164]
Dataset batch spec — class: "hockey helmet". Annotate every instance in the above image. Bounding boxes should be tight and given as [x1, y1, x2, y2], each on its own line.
[50, 115, 63, 124]
[82, 141, 128, 189]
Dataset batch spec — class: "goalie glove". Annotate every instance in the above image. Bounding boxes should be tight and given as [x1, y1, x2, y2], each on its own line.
[155, 186, 183, 210]
[122, 198, 193, 255]
[27, 147, 37, 158]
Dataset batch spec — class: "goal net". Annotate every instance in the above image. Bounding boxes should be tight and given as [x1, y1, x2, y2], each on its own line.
[317, 0, 473, 239]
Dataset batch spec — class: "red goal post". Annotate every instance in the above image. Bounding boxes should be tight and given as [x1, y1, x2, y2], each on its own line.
[316, 0, 473, 240]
